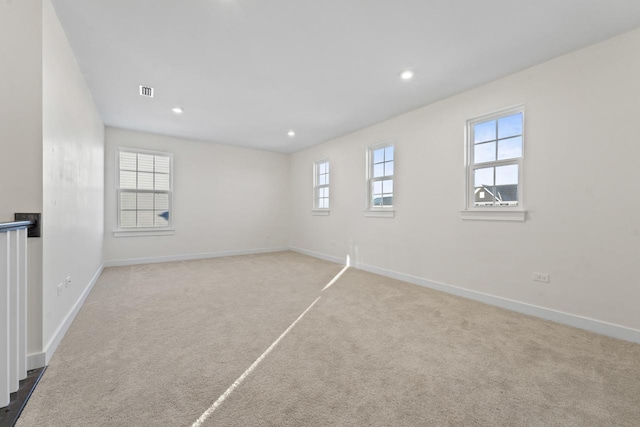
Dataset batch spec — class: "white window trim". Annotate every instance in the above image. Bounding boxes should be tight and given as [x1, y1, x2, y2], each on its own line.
[114, 147, 175, 237]
[364, 141, 395, 218]
[461, 105, 526, 222]
[312, 159, 330, 216]
[113, 229, 175, 238]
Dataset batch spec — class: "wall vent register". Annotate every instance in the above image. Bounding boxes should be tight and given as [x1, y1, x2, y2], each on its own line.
[139, 85, 154, 98]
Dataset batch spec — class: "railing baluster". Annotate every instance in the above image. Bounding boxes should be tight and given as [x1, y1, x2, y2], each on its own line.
[0, 232, 10, 408]
[18, 228, 27, 381]
[9, 230, 19, 392]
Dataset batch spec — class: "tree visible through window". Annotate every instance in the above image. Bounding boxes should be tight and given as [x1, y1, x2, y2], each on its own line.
[468, 108, 523, 208]
[118, 149, 172, 229]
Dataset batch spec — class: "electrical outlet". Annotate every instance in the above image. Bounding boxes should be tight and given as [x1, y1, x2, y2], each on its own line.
[57, 283, 63, 296]
[65, 276, 72, 287]
[533, 272, 550, 283]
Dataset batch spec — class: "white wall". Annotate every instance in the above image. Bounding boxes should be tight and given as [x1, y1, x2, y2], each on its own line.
[42, 0, 104, 360]
[290, 29, 640, 334]
[104, 127, 290, 263]
[0, 0, 44, 356]
[0, 0, 43, 219]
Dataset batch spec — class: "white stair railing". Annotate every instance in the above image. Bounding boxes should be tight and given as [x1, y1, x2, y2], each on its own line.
[0, 222, 30, 408]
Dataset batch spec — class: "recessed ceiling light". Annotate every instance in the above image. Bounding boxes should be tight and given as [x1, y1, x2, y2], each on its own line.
[172, 107, 183, 114]
[288, 130, 296, 137]
[400, 70, 414, 80]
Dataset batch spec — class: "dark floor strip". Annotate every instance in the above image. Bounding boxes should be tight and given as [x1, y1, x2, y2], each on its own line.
[0, 368, 46, 427]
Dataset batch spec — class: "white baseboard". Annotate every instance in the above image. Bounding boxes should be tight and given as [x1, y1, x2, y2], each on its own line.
[103, 247, 290, 267]
[27, 352, 45, 371]
[294, 247, 640, 344]
[290, 246, 345, 265]
[42, 263, 105, 366]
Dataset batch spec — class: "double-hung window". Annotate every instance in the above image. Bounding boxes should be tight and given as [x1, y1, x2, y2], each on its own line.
[366, 143, 394, 217]
[464, 106, 524, 220]
[313, 159, 330, 214]
[117, 148, 173, 232]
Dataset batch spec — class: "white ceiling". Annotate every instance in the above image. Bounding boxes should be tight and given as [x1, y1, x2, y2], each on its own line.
[51, 0, 640, 154]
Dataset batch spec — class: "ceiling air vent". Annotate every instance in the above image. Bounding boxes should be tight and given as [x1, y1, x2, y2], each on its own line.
[139, 85, 154, 98]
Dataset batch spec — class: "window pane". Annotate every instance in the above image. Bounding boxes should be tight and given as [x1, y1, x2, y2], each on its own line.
[495, 185, 518, 205]
[324, 173, 329, 185]
[155, 156, 170, 174]
[498, 113, 523, 139]
[384, 161, 394, 176]
[137, 211, 154, 228]
[474, 187, 496, 206]
[384, 146, 394, 161]
[318, 175, 327, 186]
[137, 193, 154, 210]
[119, 152, 137, 171]
[373, 163, 384, 178]
[120, 211, 136, 228]
[373, 148, 384, 164]
[474, 120, 496, 143]
[155, 211, 169, 227]
[138, 154, 154, 172]
[318, 162, 326, 174]
[382, 195, 393, 206]
[120, 192, 136, 210]
[155, 193, 169, 210]
[119, 150, 171, 229]
[120, 171, 137, 189]
[474, 167, 494, 187]
[382, 179, 393, 194]
[372, 195, 382, 206]
[155, 173, 170, 191]
[372, 181, 382, 195]
[497, 136, 522, 160]
[474, 141, 496, 164]
[138, 172, 154, 190]
[495, 164, 518, 185]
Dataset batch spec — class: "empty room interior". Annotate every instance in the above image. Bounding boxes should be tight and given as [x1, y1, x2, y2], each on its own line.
[1, 1, 640, 426]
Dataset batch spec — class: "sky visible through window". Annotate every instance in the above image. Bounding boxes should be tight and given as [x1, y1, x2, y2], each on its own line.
[119, 151, 171, 228]
[473, 112, 522, 206]
[316, 160, 329, 209]
[371, 145, 393, 207]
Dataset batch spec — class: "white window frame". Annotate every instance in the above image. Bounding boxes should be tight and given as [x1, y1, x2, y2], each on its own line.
[461, 105, 526, 221]
[114, 147, 175, 237]
[312, 159, 330, 216]
[364, 142, 395, 218]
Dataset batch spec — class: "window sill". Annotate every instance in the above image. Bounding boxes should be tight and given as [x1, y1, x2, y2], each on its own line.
[363, 209, 395, 218]
[312, 210, 330, 216]
[460, 209, 526, 222]
[113, 228, 175, 238]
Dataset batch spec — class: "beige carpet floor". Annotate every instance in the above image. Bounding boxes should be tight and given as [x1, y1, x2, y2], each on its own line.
[18, 251, 640, 426]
